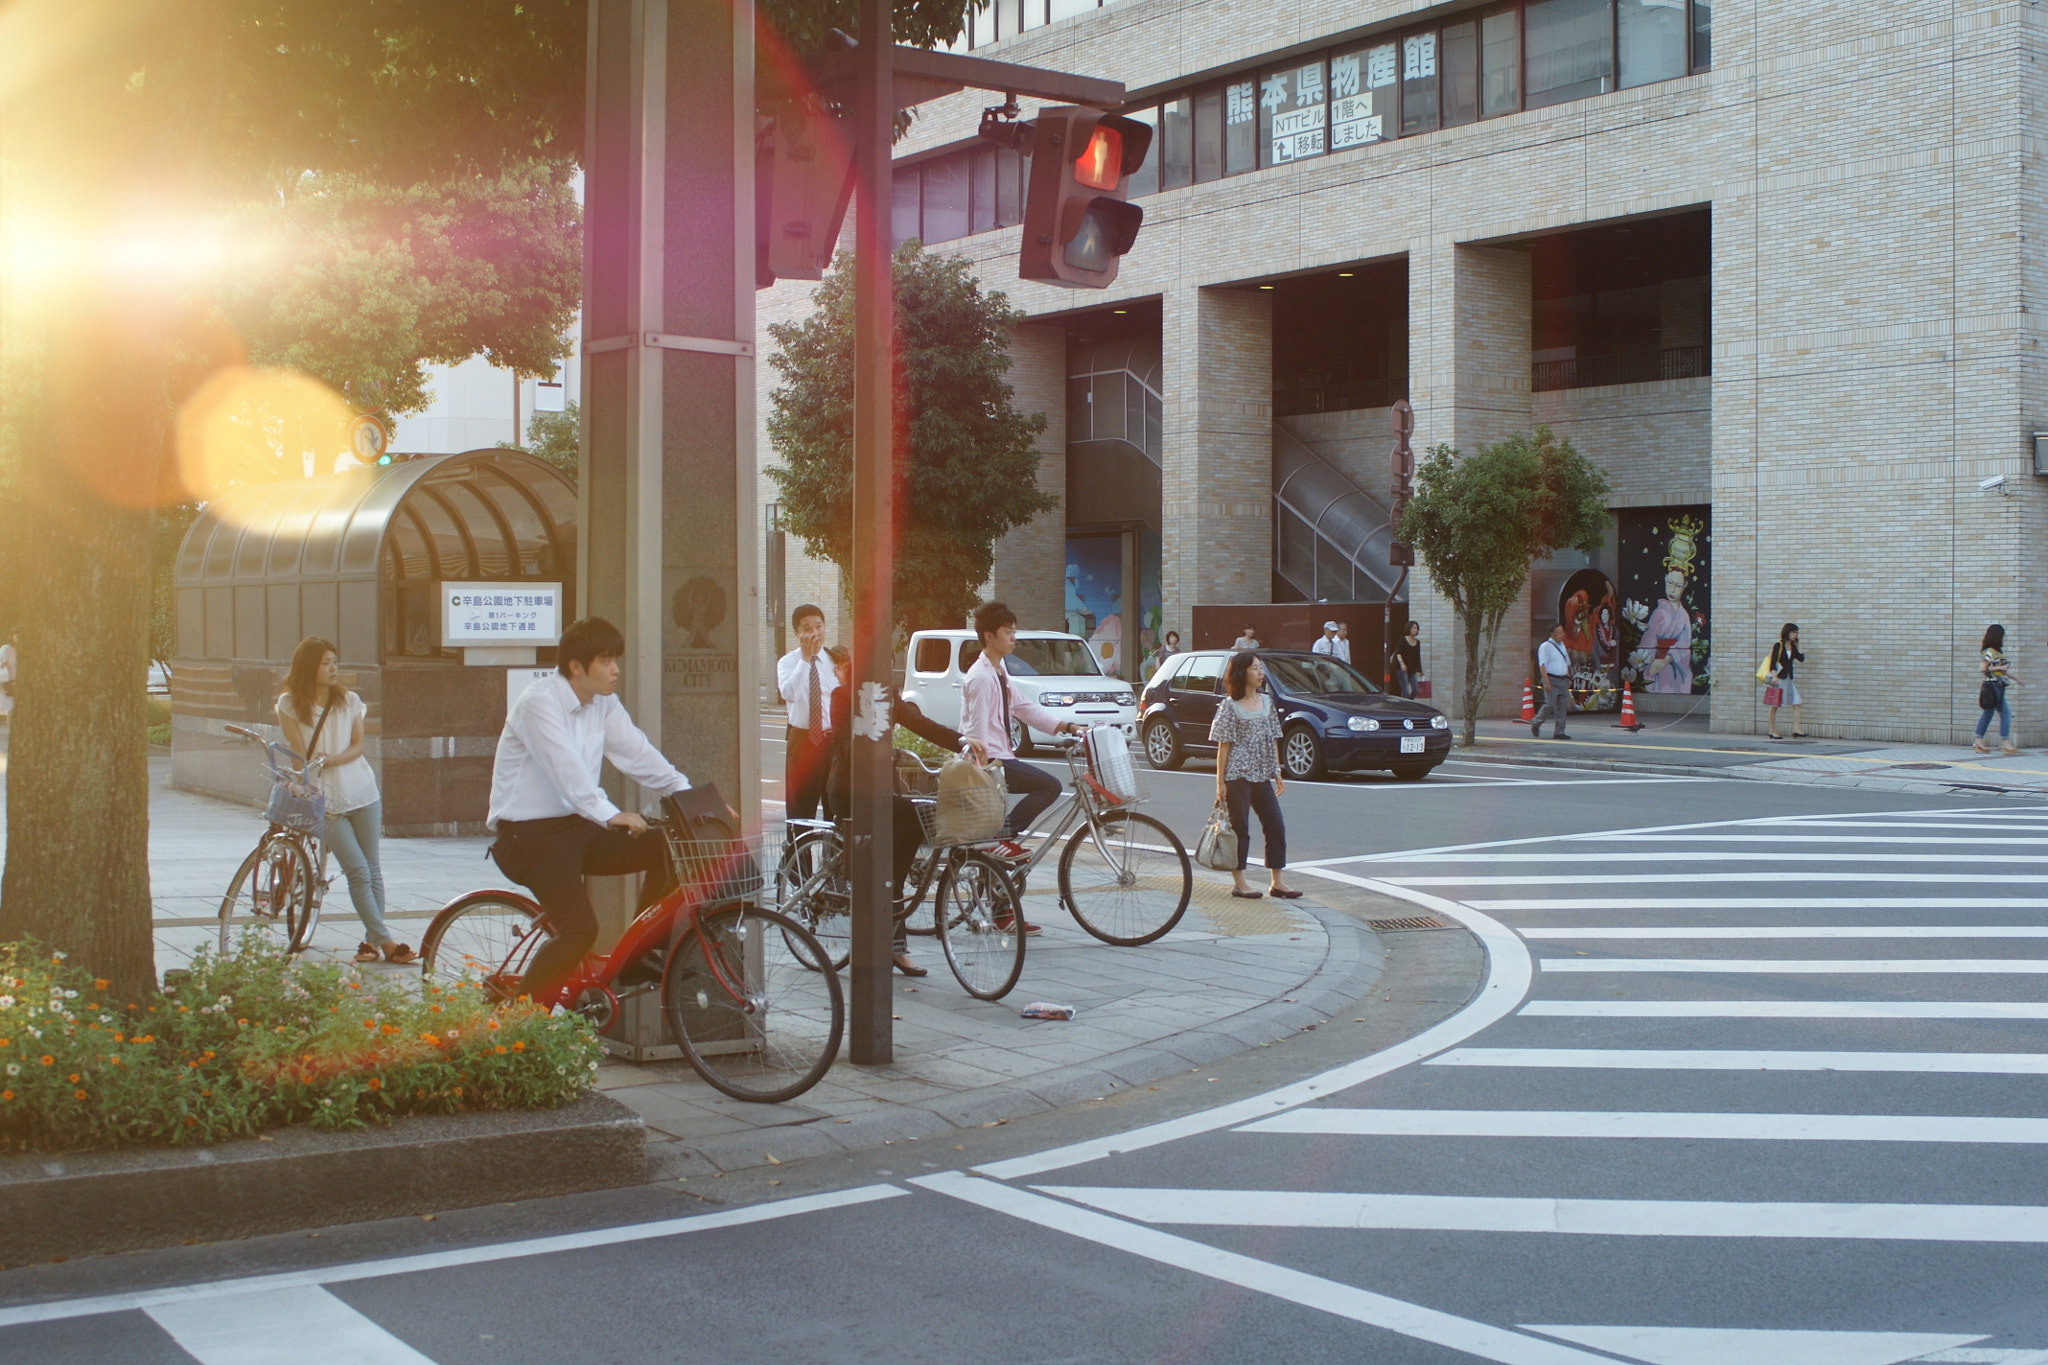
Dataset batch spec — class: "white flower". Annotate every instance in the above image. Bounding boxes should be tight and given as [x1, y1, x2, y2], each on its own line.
[4, 1064, 17, 1077]
[63, 988, 77, 999]
[0, 996, 14, 1009]
[1622, 600, 1649, 629]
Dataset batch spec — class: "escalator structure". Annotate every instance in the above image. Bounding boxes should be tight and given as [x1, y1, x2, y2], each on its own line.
[1272, 420, 1407, 603]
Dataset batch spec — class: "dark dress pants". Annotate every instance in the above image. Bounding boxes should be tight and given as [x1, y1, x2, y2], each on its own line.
[491, 815, 674, 1003]
[1224, 778, 1287, 870]
[1000, 758, 1061, 838]
[785, 728, 831, 820]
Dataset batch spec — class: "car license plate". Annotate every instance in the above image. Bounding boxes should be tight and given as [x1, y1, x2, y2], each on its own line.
[1400, 735, 1426, 754]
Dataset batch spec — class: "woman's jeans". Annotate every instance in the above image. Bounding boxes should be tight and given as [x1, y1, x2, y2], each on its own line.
[1224, 778, 1287, 871]
[1978, 687, 2013, 739]
[324, 801, 391, 944]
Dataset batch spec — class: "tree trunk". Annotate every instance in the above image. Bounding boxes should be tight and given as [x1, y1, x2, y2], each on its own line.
[0, 307, 168, 998]
[1456, 603, 1508, 748]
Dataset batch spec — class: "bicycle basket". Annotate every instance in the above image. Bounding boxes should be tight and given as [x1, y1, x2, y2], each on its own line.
[1082, 725, 1144, 806]
[893, 747, 943, 797]
[662, 834, 764, 904]
[261, 741, 327, 836]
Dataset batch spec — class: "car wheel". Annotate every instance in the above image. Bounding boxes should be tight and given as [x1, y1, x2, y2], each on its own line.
[1009, 715, 1033, 757]
[1144, 719, 1184, 770]
[1392, 762, 1432, 782]
[1281, 726, 1326, 780]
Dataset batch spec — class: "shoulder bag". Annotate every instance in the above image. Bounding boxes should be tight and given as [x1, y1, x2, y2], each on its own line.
[264, 702, 333, 836]
[1980, 679, 2004, 712]
[1755, 649, 1775, 684]
[1195, 800, 1239, 872]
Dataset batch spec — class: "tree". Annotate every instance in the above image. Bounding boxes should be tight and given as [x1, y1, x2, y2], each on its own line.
[766, 243, 1055, 634]
[1397, 427, 1611, 747]
[500, 401, 581, 483]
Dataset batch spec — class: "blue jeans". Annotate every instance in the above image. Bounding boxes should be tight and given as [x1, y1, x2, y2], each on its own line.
[324, 801, 391, 945]
[1000, 759, 1061, 838]
[1977, 686, 2013, 739]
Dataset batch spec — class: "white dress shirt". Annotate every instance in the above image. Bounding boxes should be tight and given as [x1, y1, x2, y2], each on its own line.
[775, 647, 837, 731]
[1537, 638, 1572, 677]
[960, 652, 1063, 762]
[1334, 637, 1351, 663]
[1311, 636, 1335, 656]
[487, 673, 691, 828]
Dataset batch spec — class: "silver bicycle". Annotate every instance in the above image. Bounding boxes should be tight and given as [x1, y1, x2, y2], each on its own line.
[217, 723, 333, 954]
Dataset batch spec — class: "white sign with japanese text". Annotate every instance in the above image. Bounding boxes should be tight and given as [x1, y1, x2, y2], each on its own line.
[441, 582, 564, 647]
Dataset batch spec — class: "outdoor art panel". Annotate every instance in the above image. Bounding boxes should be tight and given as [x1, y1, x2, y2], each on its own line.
[1617, 506, 1712, 697]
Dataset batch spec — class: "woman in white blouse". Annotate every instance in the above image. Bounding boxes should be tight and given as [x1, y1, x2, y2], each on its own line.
[276, 637, 413, 964]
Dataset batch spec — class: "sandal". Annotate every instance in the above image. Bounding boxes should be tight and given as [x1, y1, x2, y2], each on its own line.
[353, 942, 381, 964]
[381, 942, 419, 965]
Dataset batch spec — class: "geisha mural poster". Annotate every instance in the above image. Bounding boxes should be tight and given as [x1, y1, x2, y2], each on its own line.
[1617, 507, 1712, 696]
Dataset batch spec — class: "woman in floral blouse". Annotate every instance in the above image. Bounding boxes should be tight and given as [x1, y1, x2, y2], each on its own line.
[1210, 652, 1300, 900]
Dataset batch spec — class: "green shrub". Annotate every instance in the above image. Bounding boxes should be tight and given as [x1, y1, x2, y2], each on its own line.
[146, 723, 172, 747]
[892, 726, 950, 763]
[0, 938, 601, 1153]
[145, 697, 172, 727]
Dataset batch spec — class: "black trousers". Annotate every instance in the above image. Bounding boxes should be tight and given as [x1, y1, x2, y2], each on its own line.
[825, 791, 924, 952]
[1225, 777, 1287, 871]
[1000, 758, 1061, 838]
[491, 815, 673, 1002]
[785, 727, 831, 820]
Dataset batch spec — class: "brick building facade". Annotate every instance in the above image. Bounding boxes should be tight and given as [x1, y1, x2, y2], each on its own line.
[756, 0, 2046, 745]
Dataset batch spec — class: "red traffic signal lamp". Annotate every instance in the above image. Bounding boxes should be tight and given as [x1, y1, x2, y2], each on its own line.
[992, 106, 1150, 289]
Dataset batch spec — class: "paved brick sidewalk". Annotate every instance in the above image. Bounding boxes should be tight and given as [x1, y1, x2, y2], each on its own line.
[0, 753, 1385, 1176]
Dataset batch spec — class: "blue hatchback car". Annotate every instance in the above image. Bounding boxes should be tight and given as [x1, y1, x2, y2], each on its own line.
[1138, 649, 1452, 780]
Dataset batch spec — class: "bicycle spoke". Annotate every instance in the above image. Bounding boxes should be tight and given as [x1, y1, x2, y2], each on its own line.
[667, 905, 843, 1102]
[937, 853, 1026, 1000]
[1058, 811, 1192, 946]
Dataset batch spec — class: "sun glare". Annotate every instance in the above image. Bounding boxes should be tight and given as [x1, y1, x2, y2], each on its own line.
[176, 366, 356, 509]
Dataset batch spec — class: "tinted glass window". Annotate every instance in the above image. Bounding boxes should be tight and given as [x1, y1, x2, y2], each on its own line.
[922, 155, 968, 243]
[1176, 655, 1223, 693]
[891, 167, 921, 245]
[1223, 79, 1259, 174]
[1442, 20, 1480, 126]
[914, 638, 952, 674]
[1193, 88, 1225, 181]
[1400, 32, 1440, 135]
[1526, 0, 1614, 108]
[1691, 0, 1711, 69]
[1618, 0, 1689, 88]
[1259, 59, 1327, 167]
[1009, 639, 1103, 676]
[969, 147, 997, 234]
[1483, 8, 1522, 116]
[995, 148, 1025, 226]
[1123, 106, 1159, 198]
[1161, 96, 1194, 190]
[1330, 43, 1395, 152]
[1264, 655, 1382, 695]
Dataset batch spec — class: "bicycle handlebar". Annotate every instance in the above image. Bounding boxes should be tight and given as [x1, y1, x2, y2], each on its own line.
[225, 724, 264, 744]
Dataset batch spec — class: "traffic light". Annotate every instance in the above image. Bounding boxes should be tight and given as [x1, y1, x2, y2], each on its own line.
[1003, 107, 1150, 289]
[758, 108, 857, 287]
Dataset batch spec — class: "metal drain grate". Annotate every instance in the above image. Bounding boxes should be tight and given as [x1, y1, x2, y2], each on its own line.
[1367, 916, 1451, 931]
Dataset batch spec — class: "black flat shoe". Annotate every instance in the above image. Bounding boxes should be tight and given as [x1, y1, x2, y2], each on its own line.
[892, 954, 929, 977]
[1768, 733, 1784, 740]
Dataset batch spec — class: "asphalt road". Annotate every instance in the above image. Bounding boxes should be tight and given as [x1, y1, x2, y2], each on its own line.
[7, 764, 2048, 1364]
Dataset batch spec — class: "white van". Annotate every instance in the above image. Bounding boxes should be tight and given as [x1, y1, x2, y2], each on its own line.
[900, 629, 1137, 754]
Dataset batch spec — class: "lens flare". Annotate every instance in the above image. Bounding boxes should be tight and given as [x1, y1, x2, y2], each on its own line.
[175, 367, 355, 505]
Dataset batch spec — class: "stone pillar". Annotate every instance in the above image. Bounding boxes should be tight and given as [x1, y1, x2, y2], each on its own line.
[984, 321, 1067, 629]
[1161, 285, 1272, 639]
[581, 0, 758, 936]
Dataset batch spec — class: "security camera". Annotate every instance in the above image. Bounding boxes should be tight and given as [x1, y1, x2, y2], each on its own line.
[1980, 474, 2011, 494]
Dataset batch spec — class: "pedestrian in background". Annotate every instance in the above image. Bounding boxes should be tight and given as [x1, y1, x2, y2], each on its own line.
[1210, 652, 1300, 900]
[1393, 621, 1423, 698]
[277, 637, 413, 964]
[1976, 623, 2024, 755]
[1312, 621, 1341, 656]
[1531, 624, 1572, 740]
[1233, 624, 1259, 651]
[1151, 630, 1181, 675]
[776, 603, 836, 819]
[1333, 622, 1352, 664]
[1765, 622, 1805, 740]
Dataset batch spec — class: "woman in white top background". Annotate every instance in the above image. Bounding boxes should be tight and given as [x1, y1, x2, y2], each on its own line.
[276, 637, 413, 964]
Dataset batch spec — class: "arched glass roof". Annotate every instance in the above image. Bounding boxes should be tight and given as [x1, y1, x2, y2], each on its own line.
[174, 451, 576, 665]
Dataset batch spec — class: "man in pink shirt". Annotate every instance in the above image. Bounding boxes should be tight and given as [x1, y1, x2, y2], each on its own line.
[960, 602, 1079, 867]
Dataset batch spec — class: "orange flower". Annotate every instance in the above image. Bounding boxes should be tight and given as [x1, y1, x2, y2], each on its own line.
[487, 1018, 500, 1030]
[367, 1077, 382, 1091]
[512, 1041, 526, 1052]
[494, 1045, 507, 1055]
[420, 1033, 442, 1047]
[362, 1020, 377, 1030]
[452, 1087, 464, 1097]
[39, 1055, 53, 1066]
[185, 1116, 198, 1127]
[113, 1033, 124, 1042]
[93, 979, 109, 991]
[72, 1088, 87, 1100]
[67, 1073, 79, 1083]
[381, 1024, 400, 1035]
[1, 1090, 12, 1101]
[202, 1050, 215, 1061]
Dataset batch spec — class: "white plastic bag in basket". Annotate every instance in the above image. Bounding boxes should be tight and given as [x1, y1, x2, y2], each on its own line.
[1085, 725, 1139, 803]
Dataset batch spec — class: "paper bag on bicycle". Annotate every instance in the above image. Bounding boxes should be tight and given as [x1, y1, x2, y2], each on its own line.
[933, 754, 1007, 845]
[1084, 725, 1139, 804]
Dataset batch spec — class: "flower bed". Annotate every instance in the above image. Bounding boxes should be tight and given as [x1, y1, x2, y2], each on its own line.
[0, 939, 601, 1153]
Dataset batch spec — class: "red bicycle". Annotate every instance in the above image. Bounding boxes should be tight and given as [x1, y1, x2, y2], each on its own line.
[420, 800, 843, 1103]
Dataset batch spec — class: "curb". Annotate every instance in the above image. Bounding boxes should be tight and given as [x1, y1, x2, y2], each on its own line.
[1452, 745, 2048, 800]
[649, 902, 1385, 1177]
[0, 1093, 646, 1264]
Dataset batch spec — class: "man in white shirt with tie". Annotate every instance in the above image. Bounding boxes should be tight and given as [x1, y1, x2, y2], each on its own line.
[959, 603, 1080, 899]
[775, 604, 835, 820]
[1532, 623, 1574, 740]
[1312, 621, 1340, 656]
[488, 617, 695, 1007]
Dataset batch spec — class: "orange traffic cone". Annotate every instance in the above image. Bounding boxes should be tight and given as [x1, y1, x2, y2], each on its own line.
[1618, 680, 1643, 732]
[1519, 679, 1536, 723]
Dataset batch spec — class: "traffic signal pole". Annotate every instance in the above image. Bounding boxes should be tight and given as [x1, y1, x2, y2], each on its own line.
[847, 0, 897, 1065]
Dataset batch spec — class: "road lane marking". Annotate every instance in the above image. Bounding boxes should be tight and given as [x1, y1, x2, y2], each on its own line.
[0, 1185, 909, 1329]
[1523, 1324, 1986, 1365]
[1427, 1049, 2048, 1073]
[1593, 833, 2048, 845]
[1540, 957, 2048, 973]
[973, 868, 1530, 1181]
[913, 1172, 1613, 1365]
[1473, 899, 2048, 911]
[1520, 1000, 2048, 1019]
[1032, 1184, 2048, 1243]
[1390, 874, 2048, 886]
[1524, 926, 2048, 939]
[1235, 1109, 2048, 1144]
[1396, 852, 2048, 865]
[146, 1285, 434, 1365]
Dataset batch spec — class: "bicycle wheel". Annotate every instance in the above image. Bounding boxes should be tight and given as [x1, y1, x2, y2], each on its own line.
[777, 829, 851, 970]
[1057, 810, 1192, 946]
[900, 850, 940, 936]
[936, 852, 1026, 1000]
[293, 837, 326, 953]
[421, 891, 547, 990]
[664, 904, 844, 1103]
[217, 835, 313, 955]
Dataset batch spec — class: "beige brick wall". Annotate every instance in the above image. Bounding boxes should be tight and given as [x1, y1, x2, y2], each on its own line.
[983, 321, 1069, 629]
[1161, 285, 1272, 630]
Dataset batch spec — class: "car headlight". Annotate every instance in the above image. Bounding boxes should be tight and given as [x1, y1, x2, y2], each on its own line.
[1115, 692, 1135, 706]
[1431, 715, 1449, 729]
[1038, 693, 1074, 707]
[1347, 716, 1380, 732]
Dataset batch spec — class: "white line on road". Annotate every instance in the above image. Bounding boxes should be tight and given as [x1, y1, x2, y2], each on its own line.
[1390, 874, 2048, 886]
[1396, 852, 2048, 864]
[1234, 1108, 2048, 1144]
[1524, 926, 2048, 939]
[1524, 1323, 1988, 1364]
[1541, 957, 2048, 973]
[0, 1184, 909, 1329]
[146, 1285, 435, 1365]
[1427, 1048, 2048, 1073]
[1472, 899, 2048, 911]
[913, 1172, 1614, 1365]
[1033, 1184, 2048, 1243]
[1520, 1000, 2048, 1019]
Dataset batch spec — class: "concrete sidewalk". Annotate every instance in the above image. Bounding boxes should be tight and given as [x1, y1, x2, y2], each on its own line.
[1459, 712, 2048, 799]
[1, 754, 1393, 1179]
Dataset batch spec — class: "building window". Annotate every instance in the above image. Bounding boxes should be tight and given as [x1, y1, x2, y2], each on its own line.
[1400, 33, 1439, 135]
[922, 154, 969, 244]
[1259, 59, 1328, 168]
[1440, 20, 1481, 127]
[1224, 79, 1259, 174]
[1123, 106, 1160, 198]
[1193, 88, 1226, 181]
[1329, 42, 1395, 151]
[891, 167, 920, 246]
[1690, 0, 1712, 70]
[1161, 96, 1194, 190]
[1525, 0, 1615, 108]
[1482, 8, 1521, 116]
[1618, 0, 1690, 88]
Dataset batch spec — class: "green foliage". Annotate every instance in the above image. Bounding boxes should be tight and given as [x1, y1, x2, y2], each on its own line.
[149, 502, 202, 670]
[766, 243, 1055, 634]
[501, 400, 581, 483]
[0, 938, 600, 1153]
[1397, 427, 1610, 745]
[761, 0, 978, 61]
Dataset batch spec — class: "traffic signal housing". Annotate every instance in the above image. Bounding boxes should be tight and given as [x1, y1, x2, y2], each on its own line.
[1006, 107, 1151, 289]
[758, 108, 857, 287]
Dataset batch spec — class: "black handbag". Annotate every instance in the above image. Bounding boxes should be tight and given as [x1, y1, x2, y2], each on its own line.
[659, 783, 759, 904]
[1980, 680, 2004, 711]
